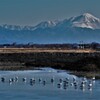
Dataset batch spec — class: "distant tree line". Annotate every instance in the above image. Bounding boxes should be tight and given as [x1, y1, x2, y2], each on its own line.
[0, 42, 100, 50]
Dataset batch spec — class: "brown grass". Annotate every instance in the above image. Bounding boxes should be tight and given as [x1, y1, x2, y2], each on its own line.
[0, 48, 96, 53]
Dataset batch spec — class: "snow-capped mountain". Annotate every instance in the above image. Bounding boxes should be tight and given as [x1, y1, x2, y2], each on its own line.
[69, 13, 100, 29]
[0, 13, 100, 44]
[34, 21, 58, 29]
[1, 13, 100, 30]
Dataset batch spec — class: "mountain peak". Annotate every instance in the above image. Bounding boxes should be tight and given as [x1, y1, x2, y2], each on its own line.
[69, 13, 100, 29]
[83, 13, 93, 17]
[82, 13, 100, 21]
[34, 20, 59, 29]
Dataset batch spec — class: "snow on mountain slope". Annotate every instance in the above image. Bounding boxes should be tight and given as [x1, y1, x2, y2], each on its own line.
[69, 13, 100, 29]
[33, 20, 59, 30]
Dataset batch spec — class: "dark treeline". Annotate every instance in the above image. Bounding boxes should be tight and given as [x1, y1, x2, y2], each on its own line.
[0, 42, 100, 50]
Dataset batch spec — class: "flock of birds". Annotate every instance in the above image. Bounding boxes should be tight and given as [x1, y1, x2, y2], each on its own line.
[57, 77, 95, 90]
[0, 75, 96, 91]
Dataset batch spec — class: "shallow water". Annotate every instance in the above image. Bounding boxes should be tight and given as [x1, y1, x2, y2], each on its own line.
[0, 68, 100, 100]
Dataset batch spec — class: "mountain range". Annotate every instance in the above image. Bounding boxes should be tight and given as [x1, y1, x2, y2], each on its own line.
[0, 13, 100, 44]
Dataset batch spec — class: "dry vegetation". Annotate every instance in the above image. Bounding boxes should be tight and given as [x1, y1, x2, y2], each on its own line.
[0, 48, 97, 53]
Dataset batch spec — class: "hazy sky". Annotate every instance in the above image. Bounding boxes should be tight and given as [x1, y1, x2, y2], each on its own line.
[0, 0, 100, 26]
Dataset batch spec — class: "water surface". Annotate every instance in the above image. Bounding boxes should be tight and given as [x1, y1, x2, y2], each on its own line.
[0, 68, 99, 100]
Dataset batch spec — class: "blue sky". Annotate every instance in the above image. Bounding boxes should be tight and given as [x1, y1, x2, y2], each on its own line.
[0, 0, 100, 26]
